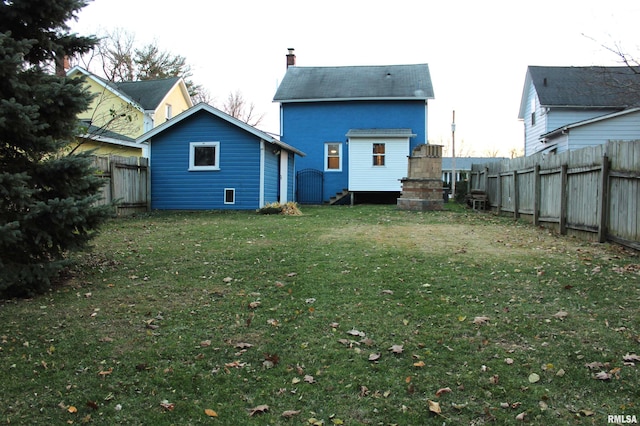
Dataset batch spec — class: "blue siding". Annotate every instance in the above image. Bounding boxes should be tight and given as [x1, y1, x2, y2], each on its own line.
[263, 147, 279, 204]
[281, 100, 427, 201]
[150, 111, 262, 210]
[287, 152, 295, 202]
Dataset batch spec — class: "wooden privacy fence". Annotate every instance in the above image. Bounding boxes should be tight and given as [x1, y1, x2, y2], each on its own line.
[469, 140, 640, 250]
[92, 155, 149, 216]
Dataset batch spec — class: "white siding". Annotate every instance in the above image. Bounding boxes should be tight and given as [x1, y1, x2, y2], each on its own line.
[569, 110, 640, 150]
[348, 137, 409, 191]
[524, 83, 548, 156]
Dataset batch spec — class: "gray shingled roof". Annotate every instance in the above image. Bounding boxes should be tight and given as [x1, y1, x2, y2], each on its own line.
[115, 77, 181, 110]
[528, 66, 638, 108]
[273, 64, 434, 102]
[346, 128, 416, 138]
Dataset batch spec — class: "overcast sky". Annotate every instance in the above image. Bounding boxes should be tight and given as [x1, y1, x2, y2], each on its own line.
[69, 0, 640, 157]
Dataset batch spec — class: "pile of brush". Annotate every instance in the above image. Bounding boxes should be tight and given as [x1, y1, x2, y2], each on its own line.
[258, 202, 302, 216]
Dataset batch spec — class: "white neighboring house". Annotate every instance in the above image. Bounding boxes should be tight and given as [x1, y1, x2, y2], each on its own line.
[518, 66, 640, 156]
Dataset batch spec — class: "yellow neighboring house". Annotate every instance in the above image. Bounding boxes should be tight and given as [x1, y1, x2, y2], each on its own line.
[67, 66, 193, 157]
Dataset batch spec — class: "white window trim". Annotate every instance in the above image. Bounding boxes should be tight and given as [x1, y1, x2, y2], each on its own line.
[189, 141, 220, 171]
[372, 142, 386, 167]
[224, 188, 235, 204]
[324, 142, 342, 172]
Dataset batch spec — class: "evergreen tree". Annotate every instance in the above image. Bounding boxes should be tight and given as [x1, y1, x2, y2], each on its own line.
[0, 0, 112, 297]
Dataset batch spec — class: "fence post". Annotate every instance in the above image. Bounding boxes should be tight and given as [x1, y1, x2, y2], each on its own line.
[560, 164, 568, 235]
[533, 164, 540, 226]
[513, 170, 519, 220]
[597, 155, 609, 243]
[494, 173, 500, 214]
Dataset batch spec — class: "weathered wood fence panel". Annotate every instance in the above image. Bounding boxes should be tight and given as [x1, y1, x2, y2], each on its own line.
[470, 141, 640, 250]
[91, 155, 149, 216]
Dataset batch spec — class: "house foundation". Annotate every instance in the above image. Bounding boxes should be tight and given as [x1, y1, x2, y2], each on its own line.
[397, 144, 444, 211]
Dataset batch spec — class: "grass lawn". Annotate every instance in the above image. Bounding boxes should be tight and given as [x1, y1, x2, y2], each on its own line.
[1, 204, 638, 425]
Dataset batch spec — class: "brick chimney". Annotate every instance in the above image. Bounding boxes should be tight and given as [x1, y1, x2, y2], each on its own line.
[286, 48, 296, 68]
[55, 54, 70, 77]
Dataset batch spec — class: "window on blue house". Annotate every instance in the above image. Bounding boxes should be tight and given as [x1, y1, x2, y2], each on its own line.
[373, 143, 385, 166]
[189, 142, 220, 171]
[224, 188, 235, 204]
[325, 142, 342, 171]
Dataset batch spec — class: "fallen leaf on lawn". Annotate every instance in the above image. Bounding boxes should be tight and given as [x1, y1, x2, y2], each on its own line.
[539, 400, 548, 410]
[623, 353, 640, 363]
[552, 311, 568, 319]
[515, 412, 526, 421]
[505, 358, 514, 365]
[248, 404, 269, 416]
[68, 406, 78, 413]
[160, 400, 175, 411]
[234, 342, 253, 349]
[281, 410, 301, 418]
[200, 340, 211, 347]
[332, 418, 344, 425]
[286, 272, 297, 277]
[528, 373, 540, 383]
[292, 377, 301, 384]
[347, 329, 365, 337]
[381, 289, 394, 295]
[473, 316, 490, 325]
[435, 387, 452, 397]
[224, 361, 246, 368]
[307, 418, 324, 425]
[579, 409, 595, 417]
[428, 399, 441, 415]
[330, 322, 339, 328]
[98, 368, 113, 376]
[594, 371, 612, 380]
[413, 361, 426, 367]
[368, 353, 381, 361]
[222, 277, 233, 283]
[389, 344, 404, 354]
[303, 374, 316, 383]
[275, 281, 285, 287]
[248, 301, 261, 309]
[556, 368, 566, 377]
[267, 318, 279, 326]
[457, 315, 466, 322]
[489, 374, 499, 384]
[204, 408, 218, 417]
[360, 337, 374, 346]
[584, 361, 605, 370]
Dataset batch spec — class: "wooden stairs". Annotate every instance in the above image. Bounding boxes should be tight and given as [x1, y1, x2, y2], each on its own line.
[329, 189, 351, 205]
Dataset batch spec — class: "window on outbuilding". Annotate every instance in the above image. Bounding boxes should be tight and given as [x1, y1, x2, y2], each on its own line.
[189, 142, 220, 171]
[224, 188, 235, 204]
[372, 143, 385, 166]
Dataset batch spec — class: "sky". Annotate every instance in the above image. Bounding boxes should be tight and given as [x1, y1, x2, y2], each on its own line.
[69, 0, 640, 157]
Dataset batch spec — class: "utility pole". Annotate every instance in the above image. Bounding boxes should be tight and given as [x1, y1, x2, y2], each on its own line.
[451, 110, 456, 202]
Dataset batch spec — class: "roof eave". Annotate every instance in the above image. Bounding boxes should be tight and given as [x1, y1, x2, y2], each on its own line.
[274, 96, 433, 103]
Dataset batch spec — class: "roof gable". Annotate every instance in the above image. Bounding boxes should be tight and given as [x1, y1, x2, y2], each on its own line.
[137, 103, 305, 156]
[115, 77, 184, 110]
[67, 66, 193, 112]
[521, 66, 638, 115]
[273, 64, 434, 102]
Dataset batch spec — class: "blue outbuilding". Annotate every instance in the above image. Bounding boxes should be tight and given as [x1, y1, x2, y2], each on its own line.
[137, 103, 305, 210]
[274, 51, 434, 204]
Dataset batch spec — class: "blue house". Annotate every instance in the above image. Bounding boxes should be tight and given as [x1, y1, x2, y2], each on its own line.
[136, 103, 305, 210]
[273, 53, 434, 203]
[519, 66, 640, 156]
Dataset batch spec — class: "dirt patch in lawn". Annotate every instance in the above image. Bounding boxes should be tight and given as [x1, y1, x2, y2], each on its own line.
[324, 222, 616, 263]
